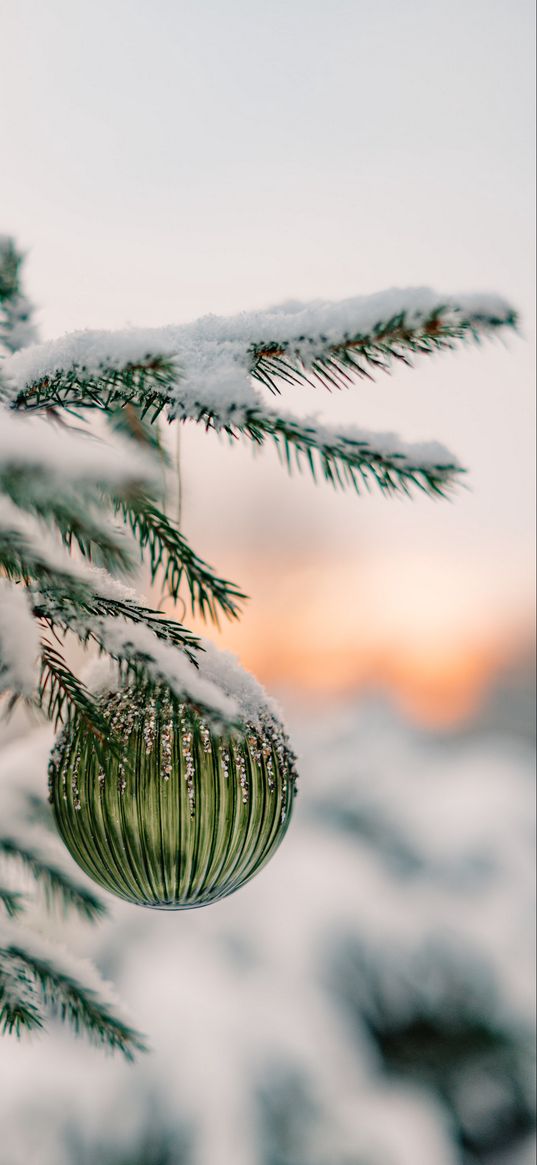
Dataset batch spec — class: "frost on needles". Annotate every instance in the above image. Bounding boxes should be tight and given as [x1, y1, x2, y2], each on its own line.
[0, 235, 517, 1054]
[4, 285, 516, 498]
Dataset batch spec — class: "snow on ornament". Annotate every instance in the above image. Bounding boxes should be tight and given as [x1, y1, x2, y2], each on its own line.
[48, 685, 298, 909]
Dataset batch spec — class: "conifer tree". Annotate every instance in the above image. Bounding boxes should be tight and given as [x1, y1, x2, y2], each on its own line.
[0, 236, 517, 1053]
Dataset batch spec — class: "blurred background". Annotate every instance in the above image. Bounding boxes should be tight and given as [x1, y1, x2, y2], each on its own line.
[1, 1, 535, 1163]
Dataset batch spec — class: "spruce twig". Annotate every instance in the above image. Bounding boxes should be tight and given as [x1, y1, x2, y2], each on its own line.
[0, 838, 106, 922]
[122, 499, 247, 622]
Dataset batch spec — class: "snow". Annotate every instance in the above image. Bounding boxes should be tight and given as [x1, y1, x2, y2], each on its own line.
[3, 287, 515, 395]
[96, 618, 238, 722]
[88, 624, 291, 733]
[0, 496, 112, 590]
[0, 410, 159, 492]
[197, 638, 285, 728]
[0, 495, 141, 609]
[3, 287, 510, 478]
[0, 916, 133, 1022]
[0, 580, 39, 696]
[267, 410, 458, 470]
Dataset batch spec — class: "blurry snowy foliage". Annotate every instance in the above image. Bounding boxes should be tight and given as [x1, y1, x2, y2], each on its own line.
[0, 682, 534, 1165]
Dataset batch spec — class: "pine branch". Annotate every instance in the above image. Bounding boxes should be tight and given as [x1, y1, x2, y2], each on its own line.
[0, 523, 78, 592]
[34, 604, 238, 729]
[122, 499, 247, 622]
[106, 404, 246, 621]
[0, 837, 106, 922]
[0, 887, 25, 919]
[34, 588, 202, 665]
[6, 292, 517, 419]
[0, 578, 38, 697]
[0, 237, 22, 302]
[247, 303, 518, 394]
[5, 292, 512, 502]
[193, 406, 463, 498]
[0, 517, 132, 607]
[1, 475, 133, 575]
[38, 639, 111, 740]
[0, 940, 146, 1057]
[0, 411, 163, 574]
[1, 502, 201, 667]
[106, 401, 169, 459]
[0, 955, 44, 1035]
[12, 357, 176, 420]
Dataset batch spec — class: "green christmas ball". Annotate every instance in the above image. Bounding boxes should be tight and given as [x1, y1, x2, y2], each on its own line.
[48, 686, 297, 910]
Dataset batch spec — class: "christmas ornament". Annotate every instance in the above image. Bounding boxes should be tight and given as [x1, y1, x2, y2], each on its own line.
[48, 686, 297, 910]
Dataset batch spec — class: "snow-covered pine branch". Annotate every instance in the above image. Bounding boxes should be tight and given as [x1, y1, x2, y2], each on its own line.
[0, 923, 146, 1057]
[121, 498, 247, 621]
[0, 412, 159, 573]
[0, 835, 105, 922]
[0, 411, 248, 731]
[0, 239, 276, 1059]
[5, 287, 516, 401]
[0, 743, 144, 1058]
[4, 287, 515, 499]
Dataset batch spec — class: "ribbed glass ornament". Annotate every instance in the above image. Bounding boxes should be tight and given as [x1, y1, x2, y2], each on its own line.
[48, 687, 297, 910]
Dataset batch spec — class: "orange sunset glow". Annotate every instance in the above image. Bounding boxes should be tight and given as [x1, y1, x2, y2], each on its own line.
[167, 547, 534, 728]
[194, 616, 532, 727]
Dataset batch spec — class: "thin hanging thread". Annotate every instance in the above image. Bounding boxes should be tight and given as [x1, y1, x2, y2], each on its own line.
[175, 417, 182, 531]
[157, 420, 186, 622]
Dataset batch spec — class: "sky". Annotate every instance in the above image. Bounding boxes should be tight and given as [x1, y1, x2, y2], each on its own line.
[2, 0, 535, 723]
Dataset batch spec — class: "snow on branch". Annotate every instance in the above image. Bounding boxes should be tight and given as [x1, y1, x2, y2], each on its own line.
[0, 836, 106, 922]
[182, 398, 462, 497]
[0, 921, 146, 1056]
[0, 411, 164, 572]
[85, 633, 292, 742]
[0, 478, 259, 733]
[94, 620, 238, 723]
[0, 412, 159, 492]
[0, 497, 130, 603]
[121, 497, 247, 622]
[196, 638, 290, 741]
[5, 286, 516, 402]
[0, 581, 39, 696]
[4, 287, 516, 404]
[4, 287, 514, 499]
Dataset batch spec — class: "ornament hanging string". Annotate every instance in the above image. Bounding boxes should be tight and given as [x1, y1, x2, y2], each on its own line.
[157, 419, 186, 621]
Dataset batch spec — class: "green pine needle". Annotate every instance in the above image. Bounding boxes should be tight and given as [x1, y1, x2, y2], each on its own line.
[196, 407, 463, 499]
[123, 498, 247, 623]
[0, 945, 146, 1058]
[0, 887, 26, 919]
[38, 639, 112, 742]
[0, 838, 106, 923]
[0, 960, 44, 1035]
[247, 306, 519, 394]
[14, 358, 177, 421]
